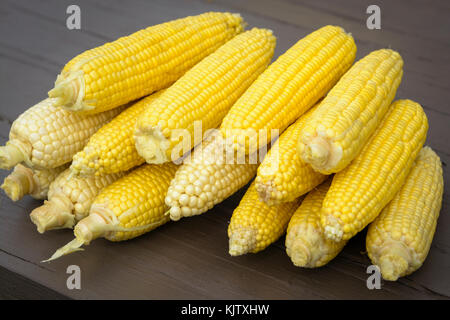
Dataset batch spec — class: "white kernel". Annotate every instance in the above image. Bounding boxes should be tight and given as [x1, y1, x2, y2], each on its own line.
[174, 185, 184, 193]
[197, 198, 205, 208]
[170, 206, 181, 221]
[181, 206, 191, 216]
[189, 196, 198, 207]
[170, 191, 180, 199]
[179, 194, 189, 206]
[185, 185, 195, 195]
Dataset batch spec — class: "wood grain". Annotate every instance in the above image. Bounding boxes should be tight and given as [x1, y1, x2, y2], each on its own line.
[0, 0, 448, 299]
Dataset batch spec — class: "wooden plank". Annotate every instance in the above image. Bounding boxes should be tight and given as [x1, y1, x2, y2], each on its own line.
[0, 265, 68, 299]
[0, 0, 448, 299]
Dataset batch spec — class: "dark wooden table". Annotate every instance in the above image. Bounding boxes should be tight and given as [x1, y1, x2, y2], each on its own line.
[0, 0, 449, 299]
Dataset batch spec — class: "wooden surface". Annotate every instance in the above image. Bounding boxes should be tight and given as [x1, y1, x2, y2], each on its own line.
[0, 0, 449, 299]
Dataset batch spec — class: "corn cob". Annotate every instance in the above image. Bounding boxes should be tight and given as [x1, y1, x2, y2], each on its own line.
[220, 25, 356, 154]
[48, 12, 244, 114]
[298, 49, 403, 174]
[1, 163, 68, 201]
[321, 100, 428, 242]
[228, 181, 300, 256]
[255, 105, 327, 205]
[0, 98, 124, 170]
[286, 180, 347, 267]
[134, 28, 276, 164]
[165, 136, 258, 221]
[366, 147, 443, 281]
[71, 91, 164, 176]
[30, 168, 123, 233]
[45, 163, 178, 261]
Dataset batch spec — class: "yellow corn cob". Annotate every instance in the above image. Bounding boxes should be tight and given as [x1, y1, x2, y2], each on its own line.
[71, 91, 164, 176]
[0, 98, 124, 170]
[255, 105, 327, 205]
[1, 163, 68, 201]
[134, 28, 276, 164]
[165, 136, 258, 221]
[30, 168, 123, 233]
[321, 100, 428, 242]
[298, 49, 403, 174]
[366, 147, 443, 281]
[228, 181, 300, 256]
[220, 25, 356, 154]
[48, 12, 244, 114]
[286, 180, 347, 268]
[45, 163, 178, 261]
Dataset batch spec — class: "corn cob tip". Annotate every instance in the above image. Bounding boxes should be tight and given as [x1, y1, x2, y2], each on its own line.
[0, 143, 26, 170]
[228, 227, 257, 256]
[324, 226, 343, 242]
[255, 180, 276, 205]
[30, 199, 75, 233]
[323, 220, 344, 242]
[288, 242, 311, 267]
[43, 238, 85, 263]
[1, 178, 23, 201]
[378, 254, 409, 281]
[223, 12, 246, 32]
[70, 151, 97, 177]
[169, 206, 182, 221]
[371, 241, 412, 281]
[134, 128, 169, 164]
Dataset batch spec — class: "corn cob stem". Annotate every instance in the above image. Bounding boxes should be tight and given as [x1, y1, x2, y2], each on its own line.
[0, 99, 124, 169]
[44, 209, 166, 261]
[48, 70, 85, 111]
[135, 28, 276, 164]
[49, 12, 245, 114]
[301, 137, 335, 170]
[29, 168, 123, 233]
[0, 142, 29, 170]
[1, 164, 67, 201]
[298, 49, 403, 174]
[30, 195, 75, 233]
[45, 163, 178, 261]
[2, 164, 32, 201]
